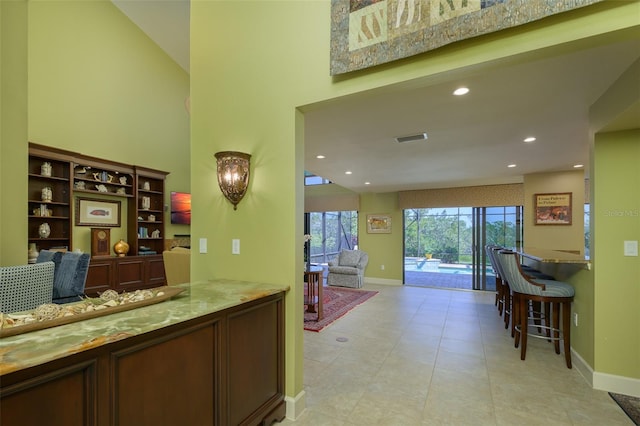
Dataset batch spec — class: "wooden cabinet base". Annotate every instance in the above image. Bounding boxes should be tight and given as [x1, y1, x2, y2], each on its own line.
[85, 254, 165, 295]
[0, 293, 285, 426]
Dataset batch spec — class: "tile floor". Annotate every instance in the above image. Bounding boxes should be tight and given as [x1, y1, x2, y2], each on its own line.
[276, 284, 632, 425]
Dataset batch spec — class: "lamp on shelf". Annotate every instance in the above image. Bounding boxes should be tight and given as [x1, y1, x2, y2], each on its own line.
[214, 151, 251, 210]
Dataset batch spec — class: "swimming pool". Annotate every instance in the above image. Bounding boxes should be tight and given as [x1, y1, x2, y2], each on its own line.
[404, 262, 495, 275]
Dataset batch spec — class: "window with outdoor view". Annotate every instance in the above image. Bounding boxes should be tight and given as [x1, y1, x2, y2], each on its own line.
[307, 211, 358, 265]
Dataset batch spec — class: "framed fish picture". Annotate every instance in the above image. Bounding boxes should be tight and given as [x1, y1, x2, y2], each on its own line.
[76, 197, 121, 227]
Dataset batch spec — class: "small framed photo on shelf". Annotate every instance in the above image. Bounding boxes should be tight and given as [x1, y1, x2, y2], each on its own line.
[534, 192, 572, 225]
[76, 197, 121, 227]
[367, 214, 392, 234]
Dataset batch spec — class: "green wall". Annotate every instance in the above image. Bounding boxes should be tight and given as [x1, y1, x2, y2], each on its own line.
[523, 171, 586, 254]
[1, 0, 638, 415]
[0, 0, 28, 266]
[190, 0, 640, 405]
[594, 130, 640, 378]
[26, 1, 190, 255]
[359, 193, 404, 283]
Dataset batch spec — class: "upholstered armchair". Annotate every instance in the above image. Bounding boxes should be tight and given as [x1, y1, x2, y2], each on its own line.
[0, 262, 55, 313]
[163, 247, 191, 285]
[37, 250, 90, 304]
[327, 249, 368, 289]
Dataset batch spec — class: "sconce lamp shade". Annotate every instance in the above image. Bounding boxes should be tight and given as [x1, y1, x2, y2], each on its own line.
[214, 151, 251, 210]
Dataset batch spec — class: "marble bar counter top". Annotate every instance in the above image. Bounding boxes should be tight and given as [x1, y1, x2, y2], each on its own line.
[517, 247, 590, 266]
[0, 279, 290, 376]
[516, 247, 590, 281]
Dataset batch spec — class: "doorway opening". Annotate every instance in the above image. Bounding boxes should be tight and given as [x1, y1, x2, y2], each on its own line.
[403, 206, 522, 290]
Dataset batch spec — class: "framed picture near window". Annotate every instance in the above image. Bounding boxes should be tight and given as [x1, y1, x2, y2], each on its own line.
[76, 197, 121, 227]
[367, 214, 392, 234]
[534, 193, 572, 225]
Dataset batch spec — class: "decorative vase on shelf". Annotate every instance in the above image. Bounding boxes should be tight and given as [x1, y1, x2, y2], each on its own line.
[141, 196, 151, 210]
[38, 222, 51, 238]
[41, 162, 52, 177]
[41, 187, 52, 202]
[113, 239, 130, 257]
[28, 243, 39, 264]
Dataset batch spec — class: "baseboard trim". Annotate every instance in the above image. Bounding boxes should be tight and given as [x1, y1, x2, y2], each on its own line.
[365, 277, 403, 286]
[572, 348, 640, 398]
[285, 389, 306, 420]
[572, 348, 594, 387]
[593, 372, 640, 398]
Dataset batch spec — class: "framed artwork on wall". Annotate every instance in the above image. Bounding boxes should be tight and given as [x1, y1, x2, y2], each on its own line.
[170, 191, 191, 225]
[330, 0, 603, 75]
[367, 214, 392, 234]
[76, 197, 121, 227]
[534, 193, 572, 225]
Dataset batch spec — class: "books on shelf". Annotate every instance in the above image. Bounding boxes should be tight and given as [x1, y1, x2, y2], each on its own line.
[138, 227, 149, 238]
[138, 245, 157, 256]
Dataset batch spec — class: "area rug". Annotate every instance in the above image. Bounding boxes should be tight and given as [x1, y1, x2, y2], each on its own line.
[610, 393, 640, 425]
[304, 286, 377, 332]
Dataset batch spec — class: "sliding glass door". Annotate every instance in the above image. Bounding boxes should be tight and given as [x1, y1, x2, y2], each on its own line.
[404, 206, 522, 290]
[472, 206, 523, 290]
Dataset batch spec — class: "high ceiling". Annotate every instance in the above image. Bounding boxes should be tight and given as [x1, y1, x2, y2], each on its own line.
[113, 1, 640, 194]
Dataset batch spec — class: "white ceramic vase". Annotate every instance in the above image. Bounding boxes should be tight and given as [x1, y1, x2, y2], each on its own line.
[28, 243, 39, 263]
[38, 222, 51, 238]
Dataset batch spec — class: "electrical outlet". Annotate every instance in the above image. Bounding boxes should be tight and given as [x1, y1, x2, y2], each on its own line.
[381, 264, 385, 270]
[573, 313, 579, 327]
[624, 240, 638, 256]
[232, 239, 240, 255]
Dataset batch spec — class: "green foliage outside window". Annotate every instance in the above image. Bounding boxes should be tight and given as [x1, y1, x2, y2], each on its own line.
[405, 207, 520, 264]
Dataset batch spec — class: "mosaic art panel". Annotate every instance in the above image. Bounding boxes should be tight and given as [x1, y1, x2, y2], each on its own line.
[330, 0, 603, 75]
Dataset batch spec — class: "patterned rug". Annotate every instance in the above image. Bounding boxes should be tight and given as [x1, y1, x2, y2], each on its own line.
[304, 286, 378, 332]
[610, 393, 640, 425]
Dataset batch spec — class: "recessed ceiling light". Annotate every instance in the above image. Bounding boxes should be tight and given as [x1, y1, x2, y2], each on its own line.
[508, 164, 517, 168]
[573, 164, 584, 168]
[453, 87, 469, 96]
[316, 155, 325, 159]
[345, 171, 352, 175]
[364, 182, 370, 185]
[524, 137, 536, 143]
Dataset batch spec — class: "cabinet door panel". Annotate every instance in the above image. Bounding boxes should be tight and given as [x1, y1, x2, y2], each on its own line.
[146, 256, 166, 286]
[227, 299, 284, 425]
[116, 259, 145, 290]
[112, 324, 218, 426]
[0, 361, 97, 426]
[85, 260, 114, 295]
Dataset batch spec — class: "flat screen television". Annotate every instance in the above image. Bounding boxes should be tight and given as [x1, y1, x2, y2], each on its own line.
[170, 192, 191, 225]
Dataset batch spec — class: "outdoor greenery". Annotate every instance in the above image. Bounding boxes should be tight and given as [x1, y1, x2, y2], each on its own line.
[404, 207, 520, 264]
[307, 211, 358, 263]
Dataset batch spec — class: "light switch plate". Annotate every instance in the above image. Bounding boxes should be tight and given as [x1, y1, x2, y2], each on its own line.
[232, 239, 240, 255]
[624, 240, 638, 256]
[199, 238, 207, 254]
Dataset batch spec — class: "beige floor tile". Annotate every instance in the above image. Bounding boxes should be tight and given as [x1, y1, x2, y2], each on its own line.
[348, 391, 425, 425]
[276, 284, 632, 425]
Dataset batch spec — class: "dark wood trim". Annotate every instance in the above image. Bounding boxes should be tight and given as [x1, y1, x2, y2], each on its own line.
[85, 255, 165, 296]
[0, 292, 286, 426]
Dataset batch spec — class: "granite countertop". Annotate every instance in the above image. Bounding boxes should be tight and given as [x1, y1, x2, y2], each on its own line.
[517, 247, 590, 265]
[0, 280, 289, 376]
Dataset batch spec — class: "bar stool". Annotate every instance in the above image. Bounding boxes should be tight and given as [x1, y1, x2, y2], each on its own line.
[485, 245, 506, 317]
[488, 245, 518, 333]
[491, 246, 555, 335]
[497, 250, 574, 368]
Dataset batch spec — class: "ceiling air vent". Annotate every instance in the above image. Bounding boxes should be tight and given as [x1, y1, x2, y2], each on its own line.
[395, 132, 428, 143]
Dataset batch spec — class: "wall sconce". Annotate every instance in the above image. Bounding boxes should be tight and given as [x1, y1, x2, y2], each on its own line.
[214, 151, 251, 210]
